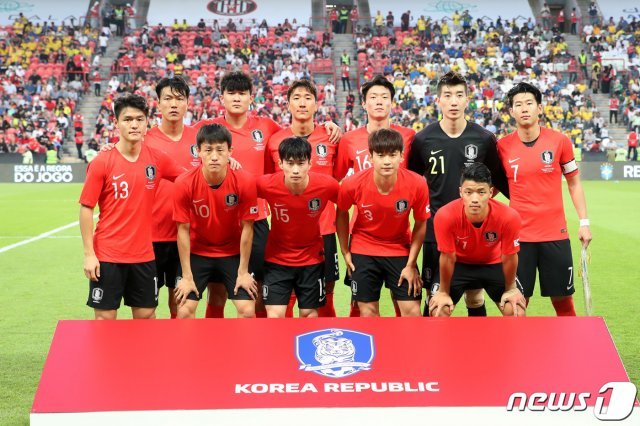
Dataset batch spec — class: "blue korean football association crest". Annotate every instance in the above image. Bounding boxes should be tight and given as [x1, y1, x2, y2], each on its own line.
[600, 163, 613, 181]
[296, 328, 374, 378]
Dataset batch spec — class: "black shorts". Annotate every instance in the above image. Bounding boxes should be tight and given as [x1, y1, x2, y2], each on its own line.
[87, 261, 158, 310]
[517, 240, 575, 298]
[421, 241, 440, 287]
[263, 262, 326, 309]
[323, 233, 340, 282]
[430, 263, 511, 306]
[153, 241, 180, 288]
[189, 253, 251, 302]
[350, 254, 422, 302]
[249, 219, 269, 282]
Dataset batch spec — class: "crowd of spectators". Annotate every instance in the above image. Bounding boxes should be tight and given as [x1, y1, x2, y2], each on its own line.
[0, 13, 100, 159]
[350, 7, 639, 158]
[92, 17, 339, 142]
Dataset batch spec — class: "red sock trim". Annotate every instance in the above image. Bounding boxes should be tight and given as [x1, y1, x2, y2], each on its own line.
[205, 304, 225, 319]
[285, 294, 296, 318]
[552, 297, 576, 316]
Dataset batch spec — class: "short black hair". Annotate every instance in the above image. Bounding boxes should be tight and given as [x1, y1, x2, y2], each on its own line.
[460, 163, 492, 186]
[220, 71, 253, 93]
[155, 76, 190, 100]
[361, 75, 395, 99]
[113, 94, 149, 120]
[368, 128, 404, 155]
[196, 123, 232, 149]
[287, 79, 317, 101]
[278, 137, 311, 162]
[437, 71, 468, 96]
[506, 82, 542, 108]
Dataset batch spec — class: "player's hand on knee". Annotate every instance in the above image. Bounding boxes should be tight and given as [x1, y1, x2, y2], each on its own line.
[499, 288, 527, 317]
[429, 292, 453, 317]
[399, 265, 422, 297]
[175, 277, 198, 306]
[83, 254, 100, 281]
[235, 272, 257, 300]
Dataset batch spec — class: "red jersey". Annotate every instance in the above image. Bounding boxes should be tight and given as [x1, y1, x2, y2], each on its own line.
[337, 168, 430, 256]
[79, 145, 184, 263]
[145, 125, 200, 242]
[257, 172, 339, 266]
[173, 166, 258, 258]
[628, 132, 638, 147]
[194, 115, 281, 220]
[434, 198, 521, 265]
[497, 127, 578, 242]
[334, 124, 415, 180]
[266, 125, 338, 235]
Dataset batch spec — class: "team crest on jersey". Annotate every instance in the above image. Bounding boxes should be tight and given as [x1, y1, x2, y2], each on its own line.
[225, 193, 239, 207]
[541, 150, 554, 164]
[308, 198, 322, 212]
[190, 144, 198, 158]
[484, 231, 498, 242]
[395, 199, 409, 213]
[296, 329, 374, 379]
[316, 144, 328, 158]
[464, 144, 478, 160]
[144, 165, 157, 181]
[251, 129, 264, 143]
[207, 0, 257, 16]
[600, 163, 613, 180]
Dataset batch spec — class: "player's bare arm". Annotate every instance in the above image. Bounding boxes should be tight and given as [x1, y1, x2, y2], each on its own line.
[336, 208, 355, 275]
[175, 221, 199, 305]
[399, 219, 426, 297]
[228, 156, 242, 170]
[79, 205, 100, 281]
[429, 252, 455, 317]
[565, 173, 592, 248]
[499, 253, 526, 316]
[235, 219, 257, 299]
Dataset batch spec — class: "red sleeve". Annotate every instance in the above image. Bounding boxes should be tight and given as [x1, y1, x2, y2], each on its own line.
[172, 176, 192, 224]
[157, 149, 187, 182]
[256, 174, 268, 199]
[337, 177, 355, 211]
[412, 175, 431, 221]
[328, 179, 340, 203]
[263, 139, 277, 175]
[334, 137, 351, 181]
[434, 207, 456, 254]
[78, 159, 105, 208]
[239, 173, 259, 221]
[501, 209, 521, 256]
[559, 134, 579, 177]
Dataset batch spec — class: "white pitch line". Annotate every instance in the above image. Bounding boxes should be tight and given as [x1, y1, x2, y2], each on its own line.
[0, 221, 80, 254]
[0, 236, 80, 239]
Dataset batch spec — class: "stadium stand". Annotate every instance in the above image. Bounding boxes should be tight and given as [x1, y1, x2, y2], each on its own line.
[0, 13, 101, 160]
[1, 1, 638, 162]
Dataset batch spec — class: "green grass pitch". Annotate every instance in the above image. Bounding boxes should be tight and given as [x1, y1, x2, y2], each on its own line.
[0, 181, 638, 424]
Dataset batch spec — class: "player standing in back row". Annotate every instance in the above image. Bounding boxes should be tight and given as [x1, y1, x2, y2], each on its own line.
[408, 71, 510, 317]
[334, 75, 415, 317]
[265, 80, 340, 317]
[498, 82, 592, 316]
[194, 72, 341, 318]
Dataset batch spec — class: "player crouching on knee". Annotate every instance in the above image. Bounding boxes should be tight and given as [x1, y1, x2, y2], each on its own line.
[429, 163, 526, 317]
